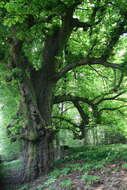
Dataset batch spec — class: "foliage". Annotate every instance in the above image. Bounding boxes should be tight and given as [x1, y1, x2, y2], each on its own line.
[60, 179, 72, 188]
[81, 173, 100, 185]
[122, 163, 127, 169]
[49, 167, 71, 178]
[1, 0, 127, 183]
[54, 144, 127, 166]
[43, 177, 56, 186]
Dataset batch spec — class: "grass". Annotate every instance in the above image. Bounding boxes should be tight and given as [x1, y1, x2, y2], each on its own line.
[3, 144, 127, 190]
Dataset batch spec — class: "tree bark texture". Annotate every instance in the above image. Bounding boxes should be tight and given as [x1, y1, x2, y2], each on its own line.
[8, 7, 75, 181]
[8, 37, 57, 181]
[20, 75, 55, 182]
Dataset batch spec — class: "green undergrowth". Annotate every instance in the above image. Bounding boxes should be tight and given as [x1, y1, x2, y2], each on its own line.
[54, 144, 127, 165]
[11, 144, 127, 190]
[0, 159, 21, 175]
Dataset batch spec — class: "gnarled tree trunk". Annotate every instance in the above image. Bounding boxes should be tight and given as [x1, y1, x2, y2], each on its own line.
[22, 131, 54, 181]
[8, 6, 74, 181]
[8, 38, 57, 181]
[19, 73, 56, 181]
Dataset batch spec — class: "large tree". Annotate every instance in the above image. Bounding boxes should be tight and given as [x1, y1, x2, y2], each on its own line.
[1, 0, 127, 181]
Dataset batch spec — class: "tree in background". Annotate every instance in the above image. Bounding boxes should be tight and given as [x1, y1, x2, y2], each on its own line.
[0, 0, 127, 181]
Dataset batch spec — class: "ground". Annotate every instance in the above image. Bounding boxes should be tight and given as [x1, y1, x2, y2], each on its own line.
[1, 144, 127, 190]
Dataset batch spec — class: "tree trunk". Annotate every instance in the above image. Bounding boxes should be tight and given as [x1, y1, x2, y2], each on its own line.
[9, 10, 74, 180]
[20, 76, 55, 182]
[22, 132, 54, 181]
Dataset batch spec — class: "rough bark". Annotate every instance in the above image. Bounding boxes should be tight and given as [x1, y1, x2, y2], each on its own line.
[7, 2, 89, 181]
[20, 75, 55, 182]
[8, 37, 56, 181]
[8, 20, 73, 182]
[22, 131, 54, 181]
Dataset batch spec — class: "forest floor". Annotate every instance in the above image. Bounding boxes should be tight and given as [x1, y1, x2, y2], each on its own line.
[2, 144, 127, 190]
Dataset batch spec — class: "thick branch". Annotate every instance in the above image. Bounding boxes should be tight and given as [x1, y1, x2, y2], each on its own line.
[73, 101, 89, 123]
[55, 57, 121, 80]
[54, 17, 126, 81]
[54, 94, 94, 107]
[54, 94, 101, 124]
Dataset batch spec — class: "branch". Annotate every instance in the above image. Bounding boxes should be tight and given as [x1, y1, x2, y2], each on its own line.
[112, 71, 124, 92]
[54, 94, 94, 107]
[53, 116, 79, 132]
[73, 101, 89, 124]
[76, 7, 88, 11]
[96, 91, 126, 104]
[99, 105, 127, 112]
[54, 17, 127, 81]
[53, 116, 86, 139]
[89, 0, 106, 32]
[55, 57, 121, 80]
[53, 94, 101, 124]
[89, 65, 110, 80]
[102, 19, 126, 60]
[92, 91, 114, 102]
[62, 106, 74, 114]
[53, 116, 78, 126]
[113, 98, 127, 103]
[72, 18, 91, 31]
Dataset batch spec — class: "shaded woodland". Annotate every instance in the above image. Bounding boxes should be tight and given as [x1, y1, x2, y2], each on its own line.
[1, 0, 127, 189]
